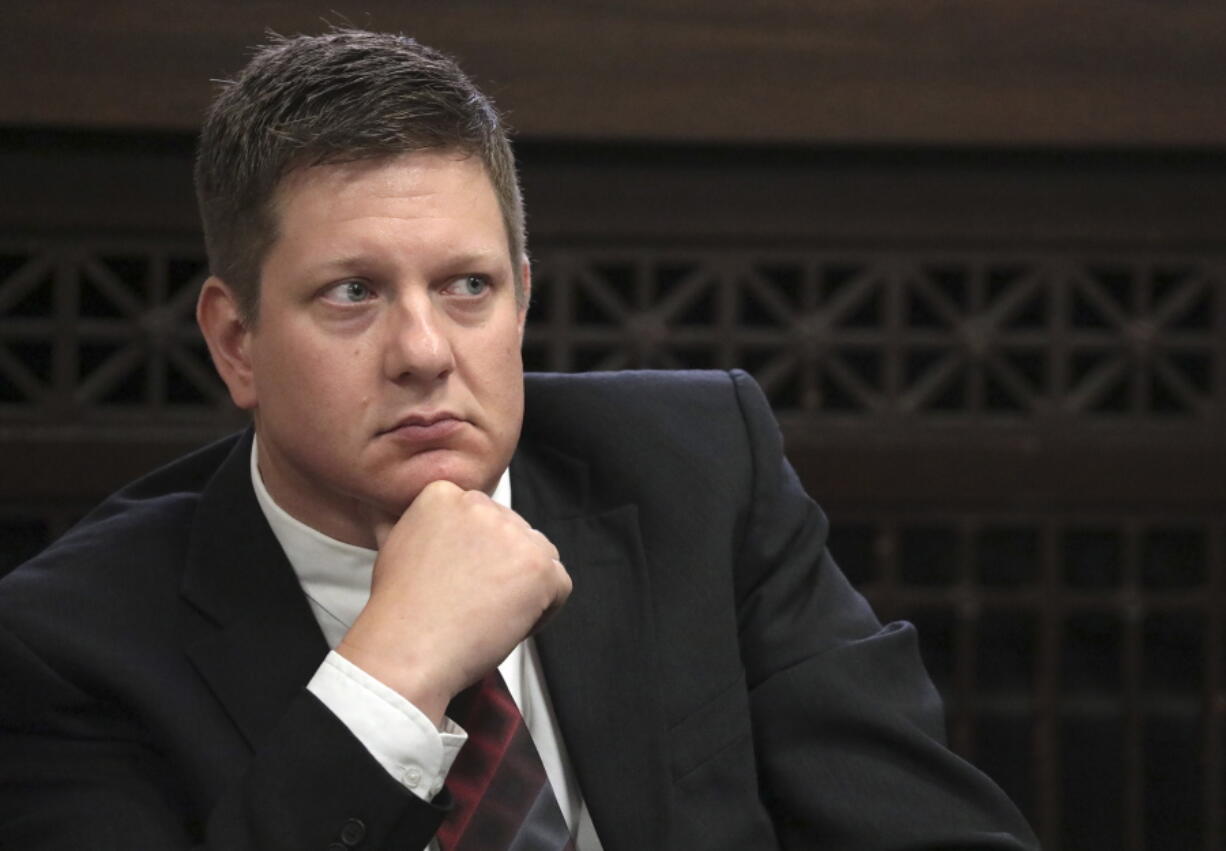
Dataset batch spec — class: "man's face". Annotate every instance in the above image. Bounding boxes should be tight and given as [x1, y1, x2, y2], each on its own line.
[215, 151, 528, 547]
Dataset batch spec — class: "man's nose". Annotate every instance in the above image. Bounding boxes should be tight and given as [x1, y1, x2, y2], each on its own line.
[383, 294, 455, 382]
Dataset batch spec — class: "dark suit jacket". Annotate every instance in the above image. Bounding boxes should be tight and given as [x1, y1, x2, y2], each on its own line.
[0, 370, 1037, 850]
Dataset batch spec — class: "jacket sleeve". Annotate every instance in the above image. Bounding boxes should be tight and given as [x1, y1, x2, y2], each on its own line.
[726, 369, 1040, 851]
[0, 619, 445, 850]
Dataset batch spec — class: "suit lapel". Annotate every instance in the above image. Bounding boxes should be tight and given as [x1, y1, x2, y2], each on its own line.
[179, 430, 329, 751]
[512, 442, 671, 849]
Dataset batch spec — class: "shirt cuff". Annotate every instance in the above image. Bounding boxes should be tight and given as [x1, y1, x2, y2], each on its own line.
[308, 650, 467, 801]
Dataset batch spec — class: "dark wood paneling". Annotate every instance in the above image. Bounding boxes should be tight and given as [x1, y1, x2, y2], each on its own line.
[4, 1, 1226, 146]
[3, 131, 1225, 247]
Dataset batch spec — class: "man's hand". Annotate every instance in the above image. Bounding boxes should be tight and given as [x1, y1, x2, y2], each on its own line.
[336, 480, 572, 725]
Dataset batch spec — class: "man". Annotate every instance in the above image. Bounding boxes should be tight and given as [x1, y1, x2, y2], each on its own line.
[0, 29, 1039, 850]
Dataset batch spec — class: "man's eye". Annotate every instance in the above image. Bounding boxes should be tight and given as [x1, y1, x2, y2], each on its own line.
[446, 275, 490, 297]
[324, 280, 374, 303]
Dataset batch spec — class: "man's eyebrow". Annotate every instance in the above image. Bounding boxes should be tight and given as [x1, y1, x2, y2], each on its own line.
[308, 255, 371, 274]
[306, 250, 508, 274]
[441, 250, 510, 269]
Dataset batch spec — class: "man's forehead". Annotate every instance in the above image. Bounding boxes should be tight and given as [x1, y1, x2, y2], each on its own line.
[262, 151, 497, 251]
[273, 149, 486, 203]
[254, 151, 512, 285]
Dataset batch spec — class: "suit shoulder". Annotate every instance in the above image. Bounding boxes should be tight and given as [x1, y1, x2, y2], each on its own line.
[0, 432, 246, 612]
[523, 369, 777, 444]
[520, 371, 775, 489]
[524, 369, 753, 421]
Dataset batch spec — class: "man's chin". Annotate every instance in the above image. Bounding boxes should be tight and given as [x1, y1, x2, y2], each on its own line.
[389, 455, 503, 503]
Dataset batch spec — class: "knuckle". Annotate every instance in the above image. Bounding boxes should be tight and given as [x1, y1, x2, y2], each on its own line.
[461, 488, 491, 509]
[419, 479, 456, 501]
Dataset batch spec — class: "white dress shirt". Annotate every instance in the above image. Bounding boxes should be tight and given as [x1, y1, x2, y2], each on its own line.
[249, 444, 601, 849]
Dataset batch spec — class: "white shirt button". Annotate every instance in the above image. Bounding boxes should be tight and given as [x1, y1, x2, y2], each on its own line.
[403, 766, 423, 788]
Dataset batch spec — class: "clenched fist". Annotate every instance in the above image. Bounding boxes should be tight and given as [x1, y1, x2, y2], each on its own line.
[336, 480, 572, 724]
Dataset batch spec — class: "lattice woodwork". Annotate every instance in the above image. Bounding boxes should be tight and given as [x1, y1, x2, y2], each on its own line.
[526, 251, 1223, 419]
[0, 242, 228, 422]
[2, 241, 1224, 426]
[830, 513, 1224, 851]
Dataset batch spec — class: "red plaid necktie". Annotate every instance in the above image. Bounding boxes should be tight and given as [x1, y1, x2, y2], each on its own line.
[436, 670, 576, 850]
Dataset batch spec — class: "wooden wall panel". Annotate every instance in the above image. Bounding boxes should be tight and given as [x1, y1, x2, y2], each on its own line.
[4, 0, 1226, 146]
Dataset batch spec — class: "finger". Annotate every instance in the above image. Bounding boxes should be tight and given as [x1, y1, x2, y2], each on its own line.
[498, 504, 534, 531]
[528, 528, 561, 560]
[371, 514, 398, 549]
[529, 572, 571, 636]
[550, 558, 573, 603]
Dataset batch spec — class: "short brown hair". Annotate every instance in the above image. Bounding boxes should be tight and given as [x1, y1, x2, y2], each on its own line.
[194, 29, 525, 321]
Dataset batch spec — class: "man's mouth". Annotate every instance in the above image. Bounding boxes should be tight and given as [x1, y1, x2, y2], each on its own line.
[379, 412, 467, 443]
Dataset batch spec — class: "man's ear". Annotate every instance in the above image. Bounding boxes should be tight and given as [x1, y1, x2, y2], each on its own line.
[196, 276, 258, 411]
[517, 258, 532, 339]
